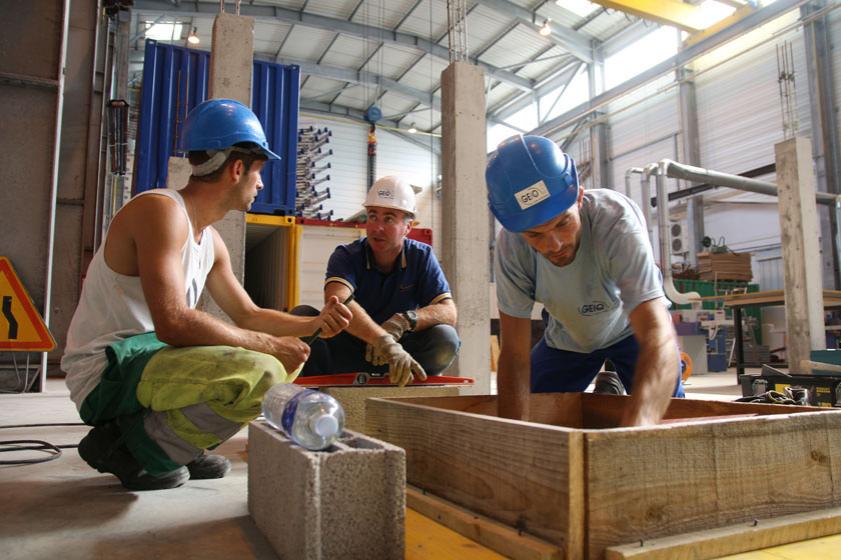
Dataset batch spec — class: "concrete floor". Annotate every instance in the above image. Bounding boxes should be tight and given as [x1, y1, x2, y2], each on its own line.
[0, 372, 747, 559]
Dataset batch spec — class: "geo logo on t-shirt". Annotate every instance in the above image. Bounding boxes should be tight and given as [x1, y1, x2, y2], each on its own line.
[579, 301, 607, 315]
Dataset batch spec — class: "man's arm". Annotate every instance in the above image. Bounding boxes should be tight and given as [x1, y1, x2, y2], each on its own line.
[324, 281, 426, 386]
[497, 311, 533, 420]
[205, 229, 350, 338]
[129, 198, 310, 371]
[623, 299, 679, 426]
[413, 298, 457, 332]
[324, 281, 385, 344]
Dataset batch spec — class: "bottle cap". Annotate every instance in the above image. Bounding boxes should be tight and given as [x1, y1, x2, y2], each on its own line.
[313, 414, 339, 438]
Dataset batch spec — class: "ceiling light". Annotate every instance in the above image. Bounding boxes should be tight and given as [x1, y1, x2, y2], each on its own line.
[408, 123, 417, 134]
[187, 27, 200, 45]
[538, 19, 552, 37]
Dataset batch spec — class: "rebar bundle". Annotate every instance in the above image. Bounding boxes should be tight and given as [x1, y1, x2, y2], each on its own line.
[296, 126, 333, 217]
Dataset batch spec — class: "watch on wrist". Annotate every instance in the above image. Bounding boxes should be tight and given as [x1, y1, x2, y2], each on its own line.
[402, 310, 418, 331]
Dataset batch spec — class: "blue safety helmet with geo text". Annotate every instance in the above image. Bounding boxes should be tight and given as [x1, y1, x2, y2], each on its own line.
[485, 134, 579, 232]
[180, 98, 281, 160]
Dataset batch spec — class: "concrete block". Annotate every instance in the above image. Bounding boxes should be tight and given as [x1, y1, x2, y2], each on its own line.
[321, 385, 461, 434]
[248, 421, 405, 560]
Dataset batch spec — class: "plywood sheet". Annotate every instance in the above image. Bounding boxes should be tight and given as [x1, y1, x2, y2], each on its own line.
[586, 413, 841, 560]
[366, 398, 585, 556]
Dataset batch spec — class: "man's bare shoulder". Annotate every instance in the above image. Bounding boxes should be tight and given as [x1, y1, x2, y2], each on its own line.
[113, 192, 186, 232]
[104, 193, 190, 275]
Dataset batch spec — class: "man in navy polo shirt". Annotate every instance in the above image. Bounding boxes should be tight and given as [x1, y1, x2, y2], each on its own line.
[293, 176, 460, 386]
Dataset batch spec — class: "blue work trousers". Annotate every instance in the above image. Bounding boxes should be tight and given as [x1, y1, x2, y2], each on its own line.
[530, 334, 685, 397]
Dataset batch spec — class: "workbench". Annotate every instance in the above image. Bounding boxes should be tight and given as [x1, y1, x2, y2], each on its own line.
[721, 289, 841, 381]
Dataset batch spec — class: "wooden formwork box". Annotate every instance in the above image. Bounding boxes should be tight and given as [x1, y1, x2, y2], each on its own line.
[365, 394, 841, 560]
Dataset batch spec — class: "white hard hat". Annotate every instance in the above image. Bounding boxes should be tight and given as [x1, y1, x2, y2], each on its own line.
[364, 176, 416, 215]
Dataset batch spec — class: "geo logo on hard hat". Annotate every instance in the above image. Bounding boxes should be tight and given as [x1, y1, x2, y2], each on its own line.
[515, 181, 550, 210]
[378, 189, 394, 199]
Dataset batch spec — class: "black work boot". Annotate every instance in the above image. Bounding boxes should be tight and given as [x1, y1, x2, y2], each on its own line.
[186, 452, 232, 479]
[593, 370, 626, 395]
[78, 422, 189, 491]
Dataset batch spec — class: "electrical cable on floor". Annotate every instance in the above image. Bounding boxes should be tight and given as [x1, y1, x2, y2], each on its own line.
[0, 422, 86, 466]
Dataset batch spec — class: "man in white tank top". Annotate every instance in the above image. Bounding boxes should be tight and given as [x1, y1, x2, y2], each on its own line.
[62, 99, 352, 491]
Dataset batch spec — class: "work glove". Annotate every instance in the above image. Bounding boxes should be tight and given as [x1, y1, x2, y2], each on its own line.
[365, 334, 427, 387]
[381, 313, 411, 341]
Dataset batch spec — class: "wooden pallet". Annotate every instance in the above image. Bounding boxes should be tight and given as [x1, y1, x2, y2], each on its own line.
[366, 393, 841, 560]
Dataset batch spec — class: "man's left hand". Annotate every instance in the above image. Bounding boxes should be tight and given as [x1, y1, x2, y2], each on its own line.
[316, 295, 353, 338]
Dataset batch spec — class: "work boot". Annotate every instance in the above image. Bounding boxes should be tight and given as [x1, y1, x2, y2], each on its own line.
[78, 422, 189, 491]
[593, 371, 626, 395]
[186, 452, 231, 479]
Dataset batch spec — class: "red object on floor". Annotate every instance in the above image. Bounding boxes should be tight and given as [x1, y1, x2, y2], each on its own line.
[294, 373, 474, 386]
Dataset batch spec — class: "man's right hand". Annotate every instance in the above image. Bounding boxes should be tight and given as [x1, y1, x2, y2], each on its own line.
[315, 295, 353, 338]
[366, 334, 427, 387]
[268, 336, 311, 373]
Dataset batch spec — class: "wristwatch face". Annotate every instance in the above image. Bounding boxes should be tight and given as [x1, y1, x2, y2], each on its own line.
[404, 310, 418, 330]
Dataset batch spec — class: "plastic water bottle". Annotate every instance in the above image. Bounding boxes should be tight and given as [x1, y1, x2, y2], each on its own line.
[261, 384, 345, 450]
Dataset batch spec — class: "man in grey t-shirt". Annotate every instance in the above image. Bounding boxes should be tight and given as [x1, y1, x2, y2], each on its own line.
[486, 134, 684, 426]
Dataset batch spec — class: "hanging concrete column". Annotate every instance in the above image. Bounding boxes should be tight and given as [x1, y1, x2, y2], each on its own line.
[207, 13, 254, 283]
[440, 62, 490, 394]
[775, 137, 825, 373]
[167, 13, 254, 318]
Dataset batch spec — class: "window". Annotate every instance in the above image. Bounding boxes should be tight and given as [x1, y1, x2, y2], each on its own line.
[604, 27, 678, 90]
[144, 22, 184, 42]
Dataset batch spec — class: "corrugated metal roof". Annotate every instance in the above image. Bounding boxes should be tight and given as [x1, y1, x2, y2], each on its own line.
[280, 27, 338, 60]
[129, 0, 667, 133]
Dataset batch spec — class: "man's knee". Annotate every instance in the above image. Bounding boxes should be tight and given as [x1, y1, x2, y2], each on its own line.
[290, 304, 319, 317]
[417, 324, 460, 376]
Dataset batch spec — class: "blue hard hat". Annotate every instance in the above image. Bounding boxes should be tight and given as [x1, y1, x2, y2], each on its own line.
[180, 98, 281, 160]
[485, 134, 579, 232]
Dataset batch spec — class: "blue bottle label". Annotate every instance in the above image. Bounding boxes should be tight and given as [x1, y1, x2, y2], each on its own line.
[280, 389, 307, 434]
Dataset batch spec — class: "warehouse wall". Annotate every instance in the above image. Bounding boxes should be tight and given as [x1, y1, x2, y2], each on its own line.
[593, 8, 840, 291]
[297, 114, 442, 251]
[0, 0, 102, 376]
[295, 114, 442, 309]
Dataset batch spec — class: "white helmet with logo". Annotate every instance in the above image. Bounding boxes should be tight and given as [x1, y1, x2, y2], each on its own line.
[364, 176, 416, 216]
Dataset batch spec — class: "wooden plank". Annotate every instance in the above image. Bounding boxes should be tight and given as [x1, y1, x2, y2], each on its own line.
[720, 289, 841, 307]
[604, 506, 841, 560]
[406, 507, 506, 560]
[579, 393, 817, 428]
[321, 386, 460, 433]
[407, 486, 563, 560]
[585, 412, 841, 560]
[366, 397, 582, 553]
[383, 395, 498, 416]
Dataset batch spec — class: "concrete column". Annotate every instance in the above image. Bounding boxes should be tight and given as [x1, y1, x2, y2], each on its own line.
[775, 137, 824, 373]
[678, 65, 703, 267]
[440, 62, 490, 394]
[589, 119, 610, 189]
[208, 13, 253, 283]
[587, 54, 610, 189]
[802, 0, 841, 289]
[168, 13, 254, 318]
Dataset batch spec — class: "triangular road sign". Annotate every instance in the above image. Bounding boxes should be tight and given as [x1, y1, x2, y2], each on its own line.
[0, 257, 56, 351]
